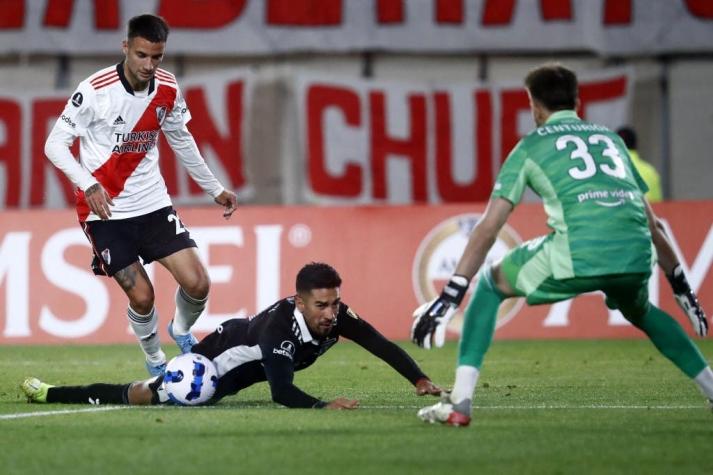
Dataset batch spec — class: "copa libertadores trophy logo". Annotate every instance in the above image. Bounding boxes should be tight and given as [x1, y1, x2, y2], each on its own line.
[412, 213, 524, 336]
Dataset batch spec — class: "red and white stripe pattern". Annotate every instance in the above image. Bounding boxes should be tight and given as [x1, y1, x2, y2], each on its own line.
[156, 68, 177, 86]
[89, 67, 119, 90]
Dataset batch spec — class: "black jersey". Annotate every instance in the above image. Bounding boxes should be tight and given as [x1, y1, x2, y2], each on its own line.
[190, 297, 427, 408]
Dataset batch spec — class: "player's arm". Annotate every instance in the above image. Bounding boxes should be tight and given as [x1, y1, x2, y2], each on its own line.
[454, 197, 514, 280]
[162, 84, 238, 218]
[339, 310, 442, 395]
[44, 126, 94, 192]
[412, 140, 527, 348]
[44, 86, 114, 220]
[411, 197, 513, 348]
[261, 341, 357, 409]
[162, 126, 238, 218]
[644, 199, 708, 336]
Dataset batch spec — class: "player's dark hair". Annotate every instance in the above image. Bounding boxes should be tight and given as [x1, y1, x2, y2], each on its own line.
[127, 14, 169, 43]
[616, 126, 638, 149]
[296, 262, 342, 293]
[525, 64, 578, 111]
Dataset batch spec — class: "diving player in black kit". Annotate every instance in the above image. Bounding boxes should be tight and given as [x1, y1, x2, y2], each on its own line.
[22, 263, 442, 409]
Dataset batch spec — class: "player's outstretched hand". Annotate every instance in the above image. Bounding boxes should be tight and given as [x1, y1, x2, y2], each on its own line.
[411, 275, 469, 349]
[324, 398, 359, 410]
[415, 378, 443, 396]
[214, 189, 238, 219]
[667, 265, 708, 337]
[85, 182, 114, 220]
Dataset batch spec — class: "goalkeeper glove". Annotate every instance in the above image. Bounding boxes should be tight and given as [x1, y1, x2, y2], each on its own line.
[411, 275, 469, 348]
[666, 265, 708, 337]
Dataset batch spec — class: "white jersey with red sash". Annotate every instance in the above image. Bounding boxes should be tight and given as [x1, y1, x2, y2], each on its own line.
[52, 63, 189, 222]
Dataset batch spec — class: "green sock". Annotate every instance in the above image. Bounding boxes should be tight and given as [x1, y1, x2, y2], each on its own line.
[626, 304, 707, 378]
[457, 268, 504, 369]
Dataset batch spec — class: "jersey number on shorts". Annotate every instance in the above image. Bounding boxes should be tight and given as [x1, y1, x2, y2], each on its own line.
[168, 213, 187, 235]
[556, 134, 627, 180]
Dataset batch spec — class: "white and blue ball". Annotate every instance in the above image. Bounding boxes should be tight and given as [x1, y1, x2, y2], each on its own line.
[163, 353, 218, 406]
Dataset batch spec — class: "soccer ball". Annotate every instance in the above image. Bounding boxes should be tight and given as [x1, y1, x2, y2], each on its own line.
[163, 353, 218, 406]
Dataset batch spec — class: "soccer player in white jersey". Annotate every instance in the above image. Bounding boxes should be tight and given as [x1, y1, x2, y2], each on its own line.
[44, 14, 239, 376]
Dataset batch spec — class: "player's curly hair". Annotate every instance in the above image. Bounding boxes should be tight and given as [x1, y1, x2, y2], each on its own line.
[525, 63, 578, 111]
[296, 262, 342, 293]
[128, 14, 169, 43]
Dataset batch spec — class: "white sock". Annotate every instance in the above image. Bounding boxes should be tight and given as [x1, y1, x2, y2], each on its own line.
[173, 287, 207, 335]
[127, 306, 165, 364]
[694, 366, 713, 400]
[450, 365, 480, 404]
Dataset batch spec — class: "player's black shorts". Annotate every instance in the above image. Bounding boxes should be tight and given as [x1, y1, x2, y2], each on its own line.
[82, 206, 197, 277]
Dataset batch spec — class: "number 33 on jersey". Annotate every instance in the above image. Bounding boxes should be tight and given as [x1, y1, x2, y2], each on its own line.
[491, 110, 652, 279]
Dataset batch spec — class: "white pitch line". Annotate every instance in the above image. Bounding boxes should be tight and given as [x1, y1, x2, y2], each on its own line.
[1, 404, 703, 420]
[361, 404, 704, 410]
[128, 404, 707, 410]
[0, 406, 130, 421]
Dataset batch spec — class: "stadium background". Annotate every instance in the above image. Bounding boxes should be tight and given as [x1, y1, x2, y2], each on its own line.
[1, 0, 712, 344]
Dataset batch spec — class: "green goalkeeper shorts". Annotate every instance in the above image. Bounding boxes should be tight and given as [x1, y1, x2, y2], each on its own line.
[500, 233, 650, 316]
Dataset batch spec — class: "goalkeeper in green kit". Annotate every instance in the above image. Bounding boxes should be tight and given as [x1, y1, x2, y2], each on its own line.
[412, 63, 711, 427]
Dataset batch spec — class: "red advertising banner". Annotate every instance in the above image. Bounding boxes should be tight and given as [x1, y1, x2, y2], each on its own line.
[1, 1, 712, 55]
[1, 202, 710, 344]
[296, 69, 632, 204]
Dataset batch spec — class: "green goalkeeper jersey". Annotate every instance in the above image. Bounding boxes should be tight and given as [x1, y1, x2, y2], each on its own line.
[492, 110, 653, 279]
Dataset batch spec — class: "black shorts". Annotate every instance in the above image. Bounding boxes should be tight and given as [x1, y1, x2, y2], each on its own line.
[82, 206, 197, 277]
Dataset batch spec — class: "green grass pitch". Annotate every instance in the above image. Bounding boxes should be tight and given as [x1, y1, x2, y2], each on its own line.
[1, 340, 712, 475]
